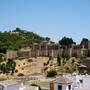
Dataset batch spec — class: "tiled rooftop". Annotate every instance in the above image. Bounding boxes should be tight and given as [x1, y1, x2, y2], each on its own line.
[51, 76, 72, 84]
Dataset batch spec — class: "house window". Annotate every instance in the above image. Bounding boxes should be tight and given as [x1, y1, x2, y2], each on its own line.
[79, 79, 83, 84]
[68, 85, 71, 90]
[58, 85, 62, 90]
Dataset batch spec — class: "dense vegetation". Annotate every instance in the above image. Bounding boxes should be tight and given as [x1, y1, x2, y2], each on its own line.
[0, 54, 5, 62]
[0, 28, 43, 53]
[0, 59, 16, 74]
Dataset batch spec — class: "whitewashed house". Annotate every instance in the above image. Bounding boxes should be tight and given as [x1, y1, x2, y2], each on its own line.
[50, 77, 72, 90]
[0, 80, 25, 90]
[23, 86, 39, 90]
[64, 74, 90, 90]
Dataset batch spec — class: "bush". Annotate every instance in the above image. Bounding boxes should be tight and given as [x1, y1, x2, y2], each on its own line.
[43, 62, 47, 66]
[23, 63, 25, 65]
[57, 54, 61, 66]
[15, 69, 18, 73]
[31, 84, 41, 90]
[11, 73, 14, 76]
[47, 60, 49, 65]
[17, 73, 24, 76]
[0, 55, 5, 62]
[22, 68, 24, 70]
[47, 69, 57, 77]
[28, 59, 33, 62]
[49, 56, 52, 60]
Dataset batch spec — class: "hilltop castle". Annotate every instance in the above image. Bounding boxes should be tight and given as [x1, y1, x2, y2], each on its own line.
[6, 38, 90, 59]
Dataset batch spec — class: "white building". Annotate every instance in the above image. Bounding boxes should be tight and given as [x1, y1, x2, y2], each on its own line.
[0, 80, 25, 90]
[50, 76, 72, 90]
[23, 86, 39, 90]
[66, 74, 90, 89]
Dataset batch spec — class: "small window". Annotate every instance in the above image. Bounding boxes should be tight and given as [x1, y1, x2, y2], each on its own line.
[58, 85, 62, 90]
[79, 79, 83, 83]
[68, 85, 71, 90]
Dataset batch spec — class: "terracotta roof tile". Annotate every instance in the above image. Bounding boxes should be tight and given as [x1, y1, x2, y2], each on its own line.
[51, 77, 72, 84]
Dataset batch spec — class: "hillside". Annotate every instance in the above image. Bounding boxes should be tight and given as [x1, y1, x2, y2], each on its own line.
[0, 28, 43, 53]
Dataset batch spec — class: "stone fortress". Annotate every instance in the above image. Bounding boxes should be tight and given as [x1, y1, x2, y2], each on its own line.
[6, 38, 90, 59]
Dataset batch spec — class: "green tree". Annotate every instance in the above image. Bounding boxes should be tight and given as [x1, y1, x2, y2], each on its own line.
[57, 54, 61, 66]
[45, 37, 50, 41]
[59, 37, 75, 47]
[0, 58, 16, 74]
[81, 38, 89, 49]
[61, 51, 70, 60]
[7, 59, 16, 73]
[1, 63, 6, 74]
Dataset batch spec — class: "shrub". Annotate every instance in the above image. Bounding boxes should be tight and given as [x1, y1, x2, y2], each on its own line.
[11, 73, 14, 76]
[0, 55, 5, 62]
[18, 64, 20, 67]
[15, 69, 18, 73]
[31, 84, 41, 90]
[23, 63, 25, 65]
[47, 69, 57, 77]
[47, 60, 49, 65]
[44, 67, 48, 71]
[28, 59, 33, 62]
[57, 54, 61, 66]
[49, 56, 52, 60]
[17, 73, 24, 76]
[43, 62, 47, 66]
[22, 68, 24, 70]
